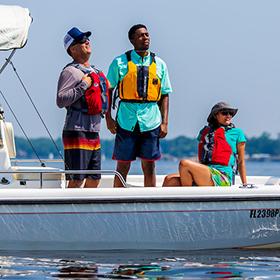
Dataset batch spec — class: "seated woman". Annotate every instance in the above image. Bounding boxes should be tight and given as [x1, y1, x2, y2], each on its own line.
[163, 101, 247, 187]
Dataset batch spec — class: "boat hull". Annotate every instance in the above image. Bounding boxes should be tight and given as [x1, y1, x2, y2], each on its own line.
[0, 186, 280, 250]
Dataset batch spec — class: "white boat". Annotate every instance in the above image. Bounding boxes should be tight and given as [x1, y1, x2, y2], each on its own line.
[0, 4, 280, 251]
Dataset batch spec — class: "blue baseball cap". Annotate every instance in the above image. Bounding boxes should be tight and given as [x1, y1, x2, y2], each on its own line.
[63, 27, 91, 51]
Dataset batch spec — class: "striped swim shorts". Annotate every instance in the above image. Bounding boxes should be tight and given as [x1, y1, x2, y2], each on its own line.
[208, 167, 231, 186]
[63, 130, 101, 180]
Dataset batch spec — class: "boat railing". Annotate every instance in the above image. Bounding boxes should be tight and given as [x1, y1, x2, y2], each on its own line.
[10, 159, 64, 165]
[0, 169, 128, 188]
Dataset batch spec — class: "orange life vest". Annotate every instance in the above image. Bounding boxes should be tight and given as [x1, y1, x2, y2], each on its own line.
[119, 51, 161, 102]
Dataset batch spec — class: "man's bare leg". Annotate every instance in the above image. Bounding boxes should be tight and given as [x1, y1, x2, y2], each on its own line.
[67, 178, 100, 188]
[67, 179, 84, 188]
[84, 178, 100, 188]
[114, 161, 131, 187]
[141, 160, 156, 187]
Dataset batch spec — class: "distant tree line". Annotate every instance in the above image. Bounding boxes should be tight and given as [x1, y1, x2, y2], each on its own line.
[13, 132, 280, 160]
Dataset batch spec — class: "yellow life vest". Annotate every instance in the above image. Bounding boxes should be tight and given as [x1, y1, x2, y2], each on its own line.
[119, 51, 161, 102]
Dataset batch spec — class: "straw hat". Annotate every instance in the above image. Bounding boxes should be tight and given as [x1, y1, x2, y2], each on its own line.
[207, 101, 238, 123]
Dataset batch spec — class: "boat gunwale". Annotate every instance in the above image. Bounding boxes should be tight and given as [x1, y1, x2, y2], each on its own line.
[0, 195, 280, 205]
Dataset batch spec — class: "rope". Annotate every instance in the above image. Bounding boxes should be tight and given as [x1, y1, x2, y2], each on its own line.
[9, 61, 65, 163]
[0, 89, 45, 167]
[8, 60, 79, 187]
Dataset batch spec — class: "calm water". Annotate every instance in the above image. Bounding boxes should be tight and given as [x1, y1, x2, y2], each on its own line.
[102, 159, 280, 177]
[3, 160, 280, 279]
[2, 249, 280, 279]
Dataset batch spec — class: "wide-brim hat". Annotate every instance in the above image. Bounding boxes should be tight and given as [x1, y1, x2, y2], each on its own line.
[207, 101, 238, 123]
[63, 27, 91, 51]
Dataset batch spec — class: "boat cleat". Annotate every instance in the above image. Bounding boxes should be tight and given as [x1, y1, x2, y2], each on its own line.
[239, 183, 257, 189]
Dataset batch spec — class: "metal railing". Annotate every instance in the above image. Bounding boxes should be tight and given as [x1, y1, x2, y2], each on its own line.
[0, 169, 128, 189]
[10, 159, 64, 165]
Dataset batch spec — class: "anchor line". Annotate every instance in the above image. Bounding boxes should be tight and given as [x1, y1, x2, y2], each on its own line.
[0, 89, 45, 166]
[8, 60, 79, 187]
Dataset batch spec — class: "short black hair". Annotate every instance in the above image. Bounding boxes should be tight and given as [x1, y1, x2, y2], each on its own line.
[128, 24, 147, 40]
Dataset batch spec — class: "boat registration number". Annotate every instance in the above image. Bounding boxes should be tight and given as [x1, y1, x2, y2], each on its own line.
[250, 209, 279, 218]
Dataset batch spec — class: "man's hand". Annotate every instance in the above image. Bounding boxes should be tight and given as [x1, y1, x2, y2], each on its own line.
[158, 94, 169, 139]
[82, 73, 92, 88]
[159, 123, 168, 139]
[106, 115, 117, 134]
[105, 87, 117, 134]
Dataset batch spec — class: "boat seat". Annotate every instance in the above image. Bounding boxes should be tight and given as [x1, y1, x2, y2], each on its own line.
[264, 176, 280, 185]
[12, 166, 65, 181]
[234, 175, 280, 186]
[4, 122, 16, 158]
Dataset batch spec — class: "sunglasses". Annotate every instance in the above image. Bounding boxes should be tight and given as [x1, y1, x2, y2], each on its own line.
[220, 110, 234, 116]
[71, 37, 90, 46]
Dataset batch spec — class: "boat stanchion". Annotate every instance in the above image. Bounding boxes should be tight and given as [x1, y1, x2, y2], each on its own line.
[40, 172, 43, 188]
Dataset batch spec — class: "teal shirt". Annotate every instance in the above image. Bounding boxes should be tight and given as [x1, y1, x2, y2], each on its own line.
[107, 50, 172, 132]
[197, 126, 246, 183]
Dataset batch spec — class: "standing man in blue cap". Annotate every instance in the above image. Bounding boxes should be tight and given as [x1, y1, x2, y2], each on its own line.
[106, 24, 172, 187]
[57, 27, 109, 188]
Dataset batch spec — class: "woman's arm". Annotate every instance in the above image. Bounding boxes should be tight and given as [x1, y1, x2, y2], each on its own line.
[237, 142, 247, 184]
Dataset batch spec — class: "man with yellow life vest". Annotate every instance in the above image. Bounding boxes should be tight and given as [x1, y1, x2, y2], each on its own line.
[106, 24, 172, 187]
[57, 27, 109, 188]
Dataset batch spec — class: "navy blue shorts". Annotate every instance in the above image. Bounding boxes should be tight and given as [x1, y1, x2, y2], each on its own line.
[63, 130, 101, 180]
[112, 123, 161, 162]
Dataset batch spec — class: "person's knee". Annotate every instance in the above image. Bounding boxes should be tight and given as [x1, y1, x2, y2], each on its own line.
[162, 174, 173, 186]
[117, 162, 131, 175]
[179, 159, 197, 175]
[179, 159, 191, 170]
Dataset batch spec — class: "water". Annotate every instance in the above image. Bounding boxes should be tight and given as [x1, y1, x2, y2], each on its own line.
[4, 160, 280, 279]
[2, 249, 280, 279]
[101, 159, 280, 177]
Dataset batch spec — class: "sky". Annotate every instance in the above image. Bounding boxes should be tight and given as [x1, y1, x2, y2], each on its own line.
[0, 0, 280, 141]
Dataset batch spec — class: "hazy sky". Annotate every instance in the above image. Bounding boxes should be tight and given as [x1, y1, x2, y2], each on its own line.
[0, 0, 279, 140]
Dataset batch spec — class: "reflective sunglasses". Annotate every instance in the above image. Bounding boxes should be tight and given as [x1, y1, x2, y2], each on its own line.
[71, 37, 90, 46]
[220, 110, 234, 116]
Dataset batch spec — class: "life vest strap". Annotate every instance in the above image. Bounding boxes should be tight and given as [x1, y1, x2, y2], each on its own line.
[99, 75, 108, 118]
[120, 99, 158, 103]
[64, 62, 108, 117]
[125, 50, 156, 63]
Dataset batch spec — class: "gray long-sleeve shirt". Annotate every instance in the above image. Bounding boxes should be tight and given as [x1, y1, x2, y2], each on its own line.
[57, 63, 101, 132]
